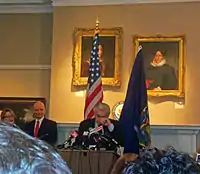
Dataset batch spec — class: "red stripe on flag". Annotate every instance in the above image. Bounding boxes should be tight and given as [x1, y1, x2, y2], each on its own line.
[85, 83, 102, 108]
[84, 89, 103, 119]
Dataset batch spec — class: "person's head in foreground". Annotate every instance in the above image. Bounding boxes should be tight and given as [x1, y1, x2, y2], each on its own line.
[0, 122, 71, 174]
[122, 146, 200, 174]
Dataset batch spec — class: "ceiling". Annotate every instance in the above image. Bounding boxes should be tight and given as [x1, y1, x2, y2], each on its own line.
[0, 0, 199, 6]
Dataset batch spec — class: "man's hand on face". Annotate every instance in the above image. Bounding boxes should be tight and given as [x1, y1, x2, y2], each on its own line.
[102, 118, 111, 127]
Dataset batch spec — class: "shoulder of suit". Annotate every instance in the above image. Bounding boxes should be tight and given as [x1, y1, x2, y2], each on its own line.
[26, 120, 35, 124]
[109, 118, 118, 123]
[43, 118, 57, 125]
[24, 120, 34, 129]
[80, 118, 94, 124]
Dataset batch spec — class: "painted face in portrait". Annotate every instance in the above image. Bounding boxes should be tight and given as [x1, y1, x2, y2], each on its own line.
[153, 51, 164, 64]
[98, 44, 103, 59]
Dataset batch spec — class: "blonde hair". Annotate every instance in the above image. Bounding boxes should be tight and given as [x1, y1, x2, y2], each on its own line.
[1, 108, 16, 120]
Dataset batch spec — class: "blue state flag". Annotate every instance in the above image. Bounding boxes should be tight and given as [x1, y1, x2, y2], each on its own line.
[119, 46, 151, 154]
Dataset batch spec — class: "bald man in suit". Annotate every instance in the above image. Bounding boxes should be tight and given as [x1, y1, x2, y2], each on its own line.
[24, 101, 57, 146]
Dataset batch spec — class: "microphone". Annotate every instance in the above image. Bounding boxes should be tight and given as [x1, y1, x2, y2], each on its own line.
[72, 134, 91, 150]
[97, 133, 120, 151]
[69, 130, 79, 146]
[87, 126, 104, 150]
[71, 130, 79, 138]
[72, 126, 103, 150]
[196, 153, 200, 165]
[57, 130, 79, 149]
[88, 125, 103, 137]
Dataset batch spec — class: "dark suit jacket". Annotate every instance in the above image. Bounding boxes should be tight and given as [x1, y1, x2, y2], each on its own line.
[78, 118, 124, 146]
[24, 118, 57, 146]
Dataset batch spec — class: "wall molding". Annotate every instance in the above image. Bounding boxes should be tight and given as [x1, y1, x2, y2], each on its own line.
[0, 65, 51, 70]
[0, 0, 51, 3]
[0, 4, 52, 13]
[52, 0, 200, 6]
[0, 0, 199, 13]
[0, 0, 52, 13]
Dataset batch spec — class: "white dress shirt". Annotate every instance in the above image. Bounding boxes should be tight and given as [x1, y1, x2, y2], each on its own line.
[34, 116, 44, 132]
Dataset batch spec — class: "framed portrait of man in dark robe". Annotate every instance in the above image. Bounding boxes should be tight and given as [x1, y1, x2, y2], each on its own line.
[72, 28, 122, 87]
[134, 35, 185, 97]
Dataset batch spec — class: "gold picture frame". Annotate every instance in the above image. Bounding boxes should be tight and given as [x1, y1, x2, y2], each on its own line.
[134, 35, 185, 97]
[72, 28, 122, 86]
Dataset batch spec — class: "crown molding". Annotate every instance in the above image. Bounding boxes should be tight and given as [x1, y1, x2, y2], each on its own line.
[0, 0, 198, 13]
[0, 0, 52, 13]
[0, 4, 52, 13]
[0, 0, 51, 4]
[52, 0, 200, 6]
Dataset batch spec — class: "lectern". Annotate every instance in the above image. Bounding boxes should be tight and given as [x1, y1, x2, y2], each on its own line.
[59, 149, 119, 174]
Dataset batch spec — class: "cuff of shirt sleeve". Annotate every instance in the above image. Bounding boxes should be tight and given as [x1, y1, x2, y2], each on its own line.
[108, 123, 114, 132]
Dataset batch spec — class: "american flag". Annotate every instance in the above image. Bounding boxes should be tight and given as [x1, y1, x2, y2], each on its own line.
[84, 32, 103, 120]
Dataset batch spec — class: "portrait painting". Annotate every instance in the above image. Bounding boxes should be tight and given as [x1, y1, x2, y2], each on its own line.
[72, 28, 122, 86]
[0, 97, 46, 128]
[134, 35, 185, 97]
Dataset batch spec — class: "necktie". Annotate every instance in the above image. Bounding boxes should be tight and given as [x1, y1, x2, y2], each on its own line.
[34, 121, 40, 137]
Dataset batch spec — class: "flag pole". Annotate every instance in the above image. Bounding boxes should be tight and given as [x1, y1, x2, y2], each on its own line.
[84, 17, 103, 119]
[95, 17, 100, 33]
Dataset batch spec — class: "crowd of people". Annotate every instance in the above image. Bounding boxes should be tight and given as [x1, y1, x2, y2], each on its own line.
[111, 146, 200, 174]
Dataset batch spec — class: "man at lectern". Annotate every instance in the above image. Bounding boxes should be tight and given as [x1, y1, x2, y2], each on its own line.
[78, 102, 123, 146]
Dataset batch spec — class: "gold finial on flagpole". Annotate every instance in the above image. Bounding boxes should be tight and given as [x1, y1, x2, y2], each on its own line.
[96, 16, 99, 30]
[95, 16, 100, 34]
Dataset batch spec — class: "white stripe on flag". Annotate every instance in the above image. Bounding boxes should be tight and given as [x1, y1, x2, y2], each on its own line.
[85, 88, 103, 117]
[87, 77, 102, 96]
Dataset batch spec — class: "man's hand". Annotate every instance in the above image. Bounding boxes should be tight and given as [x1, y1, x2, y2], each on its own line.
[102, 118, 111, 126]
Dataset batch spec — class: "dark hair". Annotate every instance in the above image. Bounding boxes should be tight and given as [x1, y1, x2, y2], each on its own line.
[123, 146, 200, 174]
[98, 41, 103, 47]
[154, 50, 167, 57]
[1, 108, 16, 119]
[0, 122, 72, 173]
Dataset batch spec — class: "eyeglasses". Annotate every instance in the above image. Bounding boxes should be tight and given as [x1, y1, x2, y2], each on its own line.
[2, 115, 14, 119]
